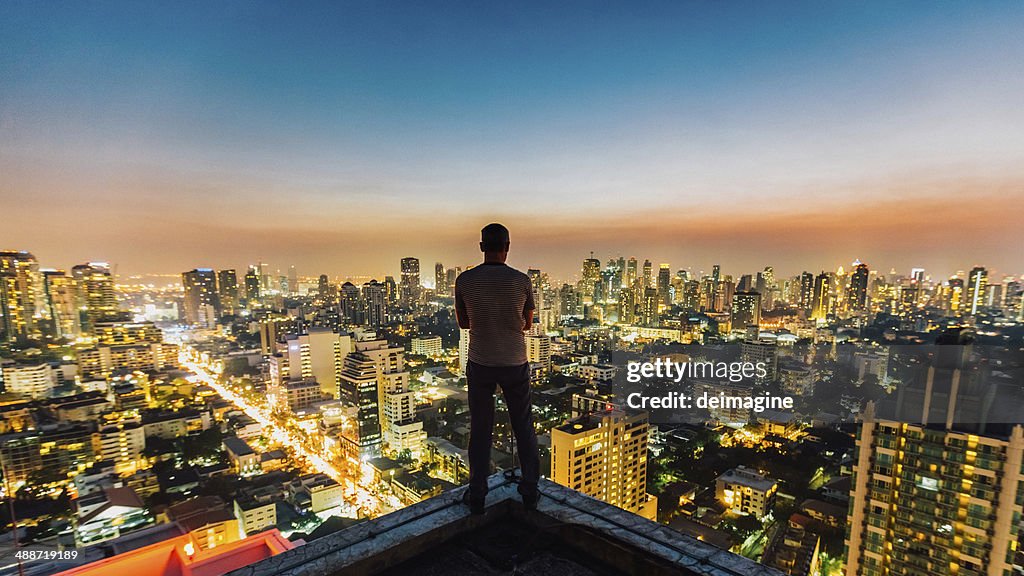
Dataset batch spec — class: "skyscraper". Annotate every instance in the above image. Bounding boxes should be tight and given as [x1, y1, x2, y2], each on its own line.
[799, 271, 814, 312]
[847, 260, 870, 312]
[41, 270, 81, 339]
[288, 265, 298, 295]
[657, 264, 671, 306]
[338, 351, 383, 461]
[434, 262, 446, 296]
[340, 282, 361, 325]
[0, 251, 40, 341]
[217, 269, 239, 317]
[182, 269, 220, 328]
[845, 329, 1024, 576]
[244, 266, 261, 303]
[967, 266, 988, 316]
[731, 291, 762, 331]
[72, 262, 119, 331]
[399, 257, 421, 307]
[811, 272, 832, 320]
[642, 259, 653, 290]
[361, 280, 387, 329]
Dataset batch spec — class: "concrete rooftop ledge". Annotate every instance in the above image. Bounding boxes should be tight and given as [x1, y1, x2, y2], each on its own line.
[225, 472, 783, 576]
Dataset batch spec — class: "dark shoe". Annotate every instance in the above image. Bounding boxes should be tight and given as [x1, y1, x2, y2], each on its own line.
[462, 489, 485, 515]
[521, 491, 539, 511]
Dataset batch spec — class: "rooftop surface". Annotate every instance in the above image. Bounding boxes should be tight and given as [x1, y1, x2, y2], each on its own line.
[225, 472, 782, 576]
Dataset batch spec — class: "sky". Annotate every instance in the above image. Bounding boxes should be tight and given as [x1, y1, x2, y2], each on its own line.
[2, 1, 1023, 282]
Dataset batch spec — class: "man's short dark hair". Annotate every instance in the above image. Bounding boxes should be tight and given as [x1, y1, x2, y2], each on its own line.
[480, 223, 510, 252]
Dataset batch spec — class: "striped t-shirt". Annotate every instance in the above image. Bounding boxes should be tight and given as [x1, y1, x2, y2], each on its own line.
[455, 262, 535, 367]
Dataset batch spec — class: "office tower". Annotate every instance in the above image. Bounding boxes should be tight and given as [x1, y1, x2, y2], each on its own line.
[288, 266, 298, 295]
[182, 269, 220, 328]
[642, 259, 653, 289]
[0, 251, 41, 340]
[640, 287, 658, 327]
[446, 268, 458, 298]
[799, 272, 814, 311]
[399, 257, 421, 307]
[257, 262, 270, 291]
[811, 272, 831, 320]
[966, 266, 988, 316]
[559, 284, 579, 318]
[355, 339, 422, 457]
[340, 282, 361, 325]
[625, 257, 638, 288]
[277, 273, 288, 294]
[845, 329, 1024, 576]
[619, 288, 636, 324]
[41, 270, 81, 339]
[217, 269, 239, 316]
[434, 262, 446, 296]
[737, 274, 752, 292]
[384, 276, 397, 306]
[945, 278, 965, 314]
[731, 291, 762, 331]
[71, 262, 119, 331]
[317, 274, 333, 302]
[282, 328, 352, 399]
[581, 257, 601, 302]
[338, 352, 383, 461]
[551, 398, 658, 521]
[847, 260, 870, 312]
[244, 266, 261, 302]
[361, 280, 387, 329]
[657, 264, 671, 306]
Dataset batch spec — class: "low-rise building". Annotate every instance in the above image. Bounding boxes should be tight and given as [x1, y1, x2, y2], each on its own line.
[715, 466, 777, 519]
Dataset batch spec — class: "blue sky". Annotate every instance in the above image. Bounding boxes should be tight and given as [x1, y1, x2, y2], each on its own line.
[2, 1, 1023, 278]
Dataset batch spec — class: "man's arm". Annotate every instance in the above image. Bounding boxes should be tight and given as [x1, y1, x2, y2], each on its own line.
[523, 277, 536, 332]
[455, 282, 470, 329]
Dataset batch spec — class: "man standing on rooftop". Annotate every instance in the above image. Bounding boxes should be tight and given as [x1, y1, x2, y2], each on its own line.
[455, 223, 540, 514]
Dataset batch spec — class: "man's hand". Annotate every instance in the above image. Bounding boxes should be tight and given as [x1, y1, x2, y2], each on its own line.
[523, 307, 534, 332]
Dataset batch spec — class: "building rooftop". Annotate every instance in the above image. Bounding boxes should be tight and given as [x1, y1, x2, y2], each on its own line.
[225, 473, 782, 576]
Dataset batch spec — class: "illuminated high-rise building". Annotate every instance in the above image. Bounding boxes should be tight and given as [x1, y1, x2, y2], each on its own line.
[640, 287, 658, 327]
[361, 280, 387, 329]
[799, 271, 814, 311]
[845, 328, 1024, 576]
[811, 272, 831, 320]
[966, 266, 988, 316]
[288, 265, 298, 295]
[317, 274, 333, 302]
[731, 291, 761, 331]
[656, 264, 671, 306]
[217, 269, 239, 316]
[434, 262, 447, 296]
[340, 282, 361, 325]
[642, 259, 653, 289]
[384, 276, 397, 306]
[399, 257, 421, 307]
[847, 260, 870, 312]
[581, 257, 601, 302]
[41, 270, 81, 339]
[338, 351, 383, 461]
[71, 262, 119, 331]
[182, 269, 220, 328]
[244, 266, 261, 303]
[0, 251, 41, 341]
[281, 327, 352, 399]
[551, 397, 657, 521]
[625, 257, 638, 288]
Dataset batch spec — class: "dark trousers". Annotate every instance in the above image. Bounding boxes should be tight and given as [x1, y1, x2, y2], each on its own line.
[466, 361, 540, 497]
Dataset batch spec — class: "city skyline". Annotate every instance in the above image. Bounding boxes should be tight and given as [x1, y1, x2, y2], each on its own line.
[3, 2, 1024, 278]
